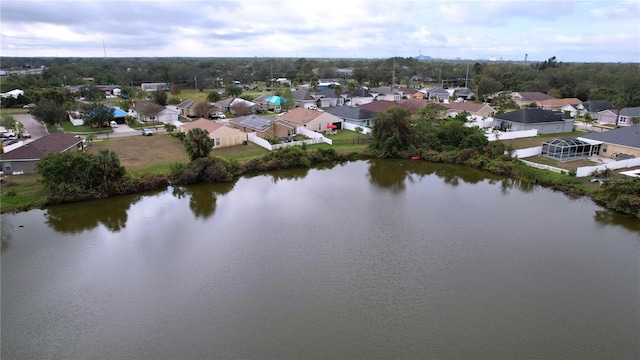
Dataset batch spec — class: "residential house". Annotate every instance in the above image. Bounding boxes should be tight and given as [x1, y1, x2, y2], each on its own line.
[597, 109, 618, 126]
[579, 125, 640, 159]
[395, 86, 420, 99]
[277, 107, 344, 132]
[0, 133, 84, 174]
[343, 88, 375, 106]
[422, 86, 450, 102]
[336, 68, 354, 77]
[253, 93, 273, 112]
[579, 100, 613, 118]
[398, 98, 430, 113]
[358, 100, 397, 114]
[315, 89, 343, 108]
[617, 107, 640, 127]
[141, 82, 169, 92]
[176, 99, 199, 118]
[442, 102, 495, 118]
[370, 86, 403, 102]
[293, 89, 317, 109]
[0, 89, 24, 98]
[326, 106, 375, 128]
[214, 97, 258, 115]
[494, 108, 574, 134]
[154, 106, 180, 124]
[228, 114, 296, 140]
[454, 88, 475, 100]
[179, 118, 246, 148]
[511, 91, 554, 107]
[537, 98, 583, 117]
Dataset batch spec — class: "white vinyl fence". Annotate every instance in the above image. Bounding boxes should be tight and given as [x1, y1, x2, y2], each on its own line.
[486, 129, 538, 141]
[342, 122, 372, 134]
[247, 128, 331, 151]
[512, 146, 542, 159]
[576, 157, 640, 177]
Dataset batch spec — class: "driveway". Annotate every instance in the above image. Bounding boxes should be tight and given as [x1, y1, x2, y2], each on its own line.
[13, 114, 48, 140]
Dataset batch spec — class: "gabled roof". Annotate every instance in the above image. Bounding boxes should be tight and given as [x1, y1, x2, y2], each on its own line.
[326, 105, 375, 121]
[177, 99, 196, 109]
[253, 93, 272, 103]
[398, 98, 430, 112]
[582, 100, 613, 113]
[344, 88, 373, 98]
[423, 86, 448, 94]
[228, 114, 276, 132]
[180, 118, 224, 133]
[620, 107, 640, 117]
[442, 102, 494, 113]
[455, 88, 475, 96]
[537, 98, 582, 107]
[293, 89, 314, 101]
[359, 100, 397, 112]
[370, 86, 402, 95]
[395, 86, 419, 96]
[580, 126, 640, 149]
[316, 89, 338, 98]
[495, 108, 566, 124]
[0, 133, 83, 161]
[277, 107, 323, 124]
[512, 92, 555, 102]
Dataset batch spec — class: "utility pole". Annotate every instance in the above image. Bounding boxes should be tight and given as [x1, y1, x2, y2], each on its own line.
[465, 62, 469, 88]
[194, 76, 198, 92]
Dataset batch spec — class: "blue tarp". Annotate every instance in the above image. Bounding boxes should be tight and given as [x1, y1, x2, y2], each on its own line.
[266, 96, 281, 105]
[112, 108, 127, 117]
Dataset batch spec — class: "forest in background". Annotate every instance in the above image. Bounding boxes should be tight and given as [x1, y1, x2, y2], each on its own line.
[1, 56, 639, 107]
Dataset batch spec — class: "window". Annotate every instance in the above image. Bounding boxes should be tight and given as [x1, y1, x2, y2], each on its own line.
[3, 162, 12, 172]
[603, 144, 608, 153]
[215, 138, 221, 146]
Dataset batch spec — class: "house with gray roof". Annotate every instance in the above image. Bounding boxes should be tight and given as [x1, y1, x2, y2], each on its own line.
[227, 114, 295, 140]
[617, 107, 640, 127]
[494, 108, 574, 134]
[0, 133, 84, 174]
[343, 88, 374, 106]
[511, 92, 555, 106]
[579, 100, 613, 118]
[579, 125, 640, 159]
[422, 86, 449, 102]
[370, 86, 403, 102]
[315, 89, 343, 108]
[292, 89, 317, 109]
[326, 106, 375, 127]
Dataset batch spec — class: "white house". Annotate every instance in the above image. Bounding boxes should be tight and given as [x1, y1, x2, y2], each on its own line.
[0, 89, 24, 98]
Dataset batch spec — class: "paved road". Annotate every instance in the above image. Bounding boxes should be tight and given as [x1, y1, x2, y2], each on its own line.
[13, 114, 48, 140]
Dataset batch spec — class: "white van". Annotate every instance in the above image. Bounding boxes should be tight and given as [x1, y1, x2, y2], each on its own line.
[110, 121, 118, 128]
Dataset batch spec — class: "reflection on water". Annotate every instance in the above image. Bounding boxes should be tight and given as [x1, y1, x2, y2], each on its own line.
[171, 180, 238, 219]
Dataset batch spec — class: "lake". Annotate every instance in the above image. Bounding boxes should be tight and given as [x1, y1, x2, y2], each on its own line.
[2, 159, 639, 359]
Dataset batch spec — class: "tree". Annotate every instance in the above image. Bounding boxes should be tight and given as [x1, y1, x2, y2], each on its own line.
[137, 101, 164, 123]
[280, 87, 294, 111]
[232, 100, 254, 116]
[226, 84, 243, 98]
[355, 126, 363, 138]
[0, 110, 16, 129]
[207, 91, 221, 102]
[311, 76, 319, 106]
[333, 84, 343, 106]
[184, 128, 213, 161]
[164, 123, 177, 132]
[194, 101, 211, 118]
[153, 86, 167, 106]
[170, 84, 181, 97]
[31, 99, 67, 125]
[612, 92, 627, 128]
[347, 82, 356, 106]
[370, 106, 412, 157]
[83, 103, 115, 128]
[491, 91, 518, 112]
[93, 149, 125, 184]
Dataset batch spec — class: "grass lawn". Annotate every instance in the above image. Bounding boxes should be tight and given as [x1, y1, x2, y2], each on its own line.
[86, 133, 189, 174]
[0, 173, 46, 212]
[526, 155, 597, 170]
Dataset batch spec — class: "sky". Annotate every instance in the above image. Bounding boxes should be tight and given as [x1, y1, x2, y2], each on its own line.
[1, 0, 639, 63]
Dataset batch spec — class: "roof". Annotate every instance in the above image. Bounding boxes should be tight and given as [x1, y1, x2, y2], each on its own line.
[397, 98, 430, 112]
[455, 88, 475, 96]
[228, 114, 276, 132]
[495, 108, 566, 124]
[180, 118, 224, 133]
[0, 133, 83, 161]
[293, 89, 314, 101]
[442, 102, 495, 113]
[326, 105, 375, 121]
[395, 86, 419, 96]
[358, 100, 398, 112]
[537, 98, 582, 107]
[580, 126, 640, 149]
[176, 99, 196, 109]
[620, 107, 640, 117]
[582, 100, 613, 113]
[423, 86, 448, 95]
[253, 94, 272, 103]
[513, 92, 555, 102]
[266, 96, 282, 105]
[370, 86, 402, 95]
[316, 89, 338, 98]
[344, 88, 373, 98]
[277, 107, 323, 124]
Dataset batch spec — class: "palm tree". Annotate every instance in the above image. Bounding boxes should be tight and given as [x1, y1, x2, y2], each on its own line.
[311, 76, 319, 107]
[612, 93, 627, 128]
[347, 82, 356, 106]
[333, 84, 342, 106]
[184, 128, 212, 161]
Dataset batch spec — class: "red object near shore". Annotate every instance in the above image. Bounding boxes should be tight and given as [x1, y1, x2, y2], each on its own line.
[411, 156, 421, 160]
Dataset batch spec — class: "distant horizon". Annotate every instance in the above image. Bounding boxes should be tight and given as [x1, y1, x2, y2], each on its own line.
[1, 1, 638, 63]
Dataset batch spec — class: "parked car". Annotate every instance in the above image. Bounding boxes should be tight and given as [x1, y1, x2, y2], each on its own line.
[21, 131, 31, 139]
[22, 103, 36, 109]
[110, 121, 118, 128]
[141, 129, 153, 136]
[209, 112, 226, 119]
[1, 131, 16, 138]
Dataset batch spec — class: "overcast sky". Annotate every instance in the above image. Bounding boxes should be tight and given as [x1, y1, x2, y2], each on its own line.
[1, 0, 639, 63]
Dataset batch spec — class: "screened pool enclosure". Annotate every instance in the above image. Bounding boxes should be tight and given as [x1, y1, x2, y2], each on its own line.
[541, 138, 599, 160]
